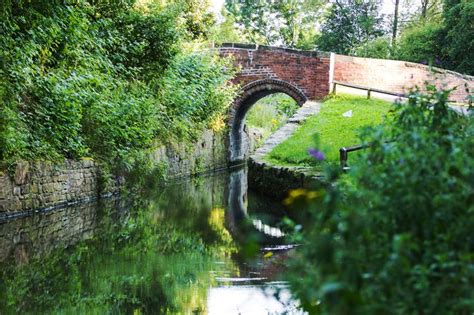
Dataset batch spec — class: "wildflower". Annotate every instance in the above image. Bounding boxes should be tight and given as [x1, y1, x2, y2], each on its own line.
[283, 188, 323, 205]
[308, 148, 325, 161]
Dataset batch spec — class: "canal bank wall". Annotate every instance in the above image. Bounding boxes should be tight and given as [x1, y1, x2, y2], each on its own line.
[248, 158, 323, 200]
[0, 128, 262, 218]
[246, 101, 324, 200]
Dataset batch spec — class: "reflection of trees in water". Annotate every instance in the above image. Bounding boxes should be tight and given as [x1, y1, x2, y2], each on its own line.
[0, 173, 239, 314]
[0, 169, 292, 314]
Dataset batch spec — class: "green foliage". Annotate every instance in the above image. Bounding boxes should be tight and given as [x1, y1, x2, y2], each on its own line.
[100, 7, 181, 80]
[396, 21, 446, 67]
[225, 0, 324, 48]
[316, 0, 384, 54]
[158, 52, 237, 142]
[177, 0, 216, 40]
[389, 0, 473, 75]
[354, 36, 391, 59]
[224, 0, 278, 44]
[267, 94, 391, 168]
[246, 93, 299, 139]
[443, 0, 474, 74]
[287, 88, 474, 314]
[0, 1, 236, 173]
[88, 0, 137, 17]
[272, 0, 325, 48]
[209, 7, 248, 44]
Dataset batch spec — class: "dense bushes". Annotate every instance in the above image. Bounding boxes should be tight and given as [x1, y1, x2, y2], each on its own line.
[443, 0, 474, 74]
[0, 0, 236, 169]
[158, 53, 236, 141]
[354, 37, 391, 59]
[287, 88, 474, 314]
[396, 22, 446, 68]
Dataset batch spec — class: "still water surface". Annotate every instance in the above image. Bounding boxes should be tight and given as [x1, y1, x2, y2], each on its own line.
[0, 168, 305, 314]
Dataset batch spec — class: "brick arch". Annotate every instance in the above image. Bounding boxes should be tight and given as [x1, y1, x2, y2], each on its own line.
[229, 79, 308, 163]
[235, 78, 308, 108]
[219, 43, 331, 163]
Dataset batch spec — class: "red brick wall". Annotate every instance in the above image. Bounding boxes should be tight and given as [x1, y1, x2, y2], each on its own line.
[219, 44, 330, 100]
[333, 54, 473, 103]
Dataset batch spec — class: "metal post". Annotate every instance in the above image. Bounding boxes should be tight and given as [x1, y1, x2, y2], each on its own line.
[339, 148, 348, 171]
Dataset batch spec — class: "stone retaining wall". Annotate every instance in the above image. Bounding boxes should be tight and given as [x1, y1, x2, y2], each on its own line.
[0, 160, 100, 216]
[248, 159, 321, 200]
[0, 128, 246, 218]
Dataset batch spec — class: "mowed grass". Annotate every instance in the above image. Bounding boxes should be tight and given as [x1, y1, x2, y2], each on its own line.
[266, 94, 393, 167]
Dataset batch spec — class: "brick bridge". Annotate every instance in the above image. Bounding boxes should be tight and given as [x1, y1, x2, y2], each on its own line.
[218, 43, 331, 162]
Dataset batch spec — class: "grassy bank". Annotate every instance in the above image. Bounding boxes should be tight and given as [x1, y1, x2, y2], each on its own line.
[246, 93, 299, 140]
[266, 94, 393, 168]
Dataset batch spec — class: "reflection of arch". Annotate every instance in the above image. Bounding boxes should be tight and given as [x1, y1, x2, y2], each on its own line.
[229, 79, 308, 163]
[226, 167, 285, 243]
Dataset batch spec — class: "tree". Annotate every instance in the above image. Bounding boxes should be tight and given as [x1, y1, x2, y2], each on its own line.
[355, 36, 391, 58]
[316, 0, 384, 54]
[224, 0, 278, 45]
[391, 0, 400, 46]
[224, 0, 325, 48]
[395, 21, 445, 66]
[177, 0, 216, 40]
[442, 0, 474, 74]
[273, 0, 325, 48]
[209, 8, 248, 44]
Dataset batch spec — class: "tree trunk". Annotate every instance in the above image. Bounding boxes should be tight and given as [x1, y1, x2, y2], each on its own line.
[421, 0, 429, 19]
[391, 0, 400, 47]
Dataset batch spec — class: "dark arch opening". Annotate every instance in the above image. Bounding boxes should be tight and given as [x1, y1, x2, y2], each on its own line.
[229, 79, 308, 163]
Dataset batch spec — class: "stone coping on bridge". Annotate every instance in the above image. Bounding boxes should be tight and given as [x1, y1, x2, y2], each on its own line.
[219, 42, 331, 58]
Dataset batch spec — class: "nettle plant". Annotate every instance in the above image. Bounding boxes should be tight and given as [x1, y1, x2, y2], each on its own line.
[287, 87, 474, 315]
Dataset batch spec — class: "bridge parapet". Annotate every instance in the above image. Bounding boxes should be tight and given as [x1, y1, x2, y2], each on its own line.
[218, 43, 331, 101]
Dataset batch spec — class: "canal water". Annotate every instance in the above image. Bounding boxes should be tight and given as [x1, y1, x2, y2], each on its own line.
[0, 167, 305, 314]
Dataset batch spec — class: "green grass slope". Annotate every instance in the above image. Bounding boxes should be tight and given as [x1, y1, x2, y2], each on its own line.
[266, 94, 392, 168]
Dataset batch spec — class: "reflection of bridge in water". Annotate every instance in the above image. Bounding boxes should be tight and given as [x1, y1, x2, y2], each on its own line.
[226, 167, 286, 243]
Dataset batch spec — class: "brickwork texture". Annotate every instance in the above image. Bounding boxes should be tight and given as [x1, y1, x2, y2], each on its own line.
[333, 54, 473, 103]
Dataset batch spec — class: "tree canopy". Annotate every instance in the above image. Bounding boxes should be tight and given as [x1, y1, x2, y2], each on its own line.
[316, 0, 384, 54]
[220, 0, 473, 74]
[224, 0, 325, 48]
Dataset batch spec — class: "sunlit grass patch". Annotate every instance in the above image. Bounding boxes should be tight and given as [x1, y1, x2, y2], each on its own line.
[246, 93, 299, 140]
[266, 94, 392, 168]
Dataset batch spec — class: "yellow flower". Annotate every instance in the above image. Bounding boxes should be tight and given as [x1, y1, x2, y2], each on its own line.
[263, 251, 273, 259]
[283, 189, 323, 205]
